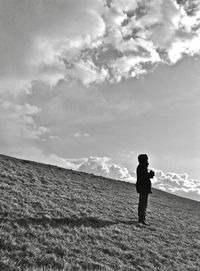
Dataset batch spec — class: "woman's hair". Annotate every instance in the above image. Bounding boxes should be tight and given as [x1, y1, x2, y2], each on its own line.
[138, 154, 148, 164]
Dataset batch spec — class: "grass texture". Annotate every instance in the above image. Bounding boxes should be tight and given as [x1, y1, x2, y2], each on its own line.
[0, 154, 199, 271]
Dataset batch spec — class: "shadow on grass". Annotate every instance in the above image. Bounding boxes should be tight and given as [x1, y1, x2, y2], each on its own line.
[0, 214, 138, 228]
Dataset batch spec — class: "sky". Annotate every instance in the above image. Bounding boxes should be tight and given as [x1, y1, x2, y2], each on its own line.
[0, 0, 200, 201]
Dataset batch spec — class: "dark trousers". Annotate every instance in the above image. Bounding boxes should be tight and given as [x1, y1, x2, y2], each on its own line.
[138, 193, 149, 222]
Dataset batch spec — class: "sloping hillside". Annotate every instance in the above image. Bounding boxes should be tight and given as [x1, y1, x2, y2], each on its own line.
[0, 154, 199, 271]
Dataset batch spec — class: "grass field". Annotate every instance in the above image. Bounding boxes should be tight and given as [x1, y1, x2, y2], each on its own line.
[0, 154, 199, 271]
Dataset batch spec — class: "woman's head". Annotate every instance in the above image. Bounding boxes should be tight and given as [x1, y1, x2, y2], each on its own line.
[138, 154, 148, 165]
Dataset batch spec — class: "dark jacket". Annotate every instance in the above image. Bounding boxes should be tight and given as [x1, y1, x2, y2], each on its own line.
[136, 164, 152, 194]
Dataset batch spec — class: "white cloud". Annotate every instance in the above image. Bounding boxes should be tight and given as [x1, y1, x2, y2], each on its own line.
[8, 147, 80, 171]
[5, 149, 134, 182]
[111, 0, 138, 12]
[0, 0, 200, 96]
[0, 0, 105, 90]
[1, 0, 200, 91]
[153, 169, 200, 201]
[6, 149, 133, 182]
[68, 59, 108, 85]
[103, 0, 200, 77]
[0, 99, 49, 143]
[74, 132, 90, 138]
[49, 135, 60, 140]
[78, 156, 134, 182]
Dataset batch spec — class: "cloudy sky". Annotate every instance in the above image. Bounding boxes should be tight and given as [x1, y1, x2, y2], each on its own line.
[0, 0, 200, 201]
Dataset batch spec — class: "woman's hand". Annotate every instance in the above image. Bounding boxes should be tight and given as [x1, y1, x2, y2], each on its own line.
[149, 170, 155, 178]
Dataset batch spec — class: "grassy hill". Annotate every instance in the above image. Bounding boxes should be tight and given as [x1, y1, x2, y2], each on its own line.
[0, 154, 199, 271]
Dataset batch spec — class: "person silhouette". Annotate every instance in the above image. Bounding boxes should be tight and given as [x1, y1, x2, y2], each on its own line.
[136, 154, 154, 225]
